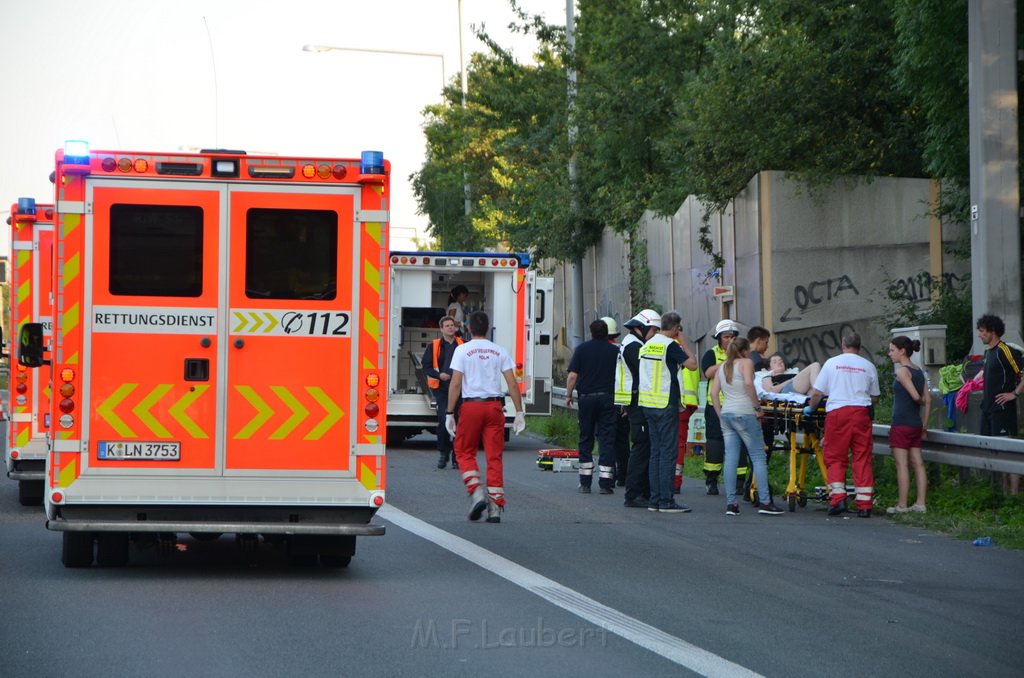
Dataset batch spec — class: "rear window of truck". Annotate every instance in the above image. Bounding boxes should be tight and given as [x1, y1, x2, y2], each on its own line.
[245, 208, 338, 300]
[109, 204, 204, 297]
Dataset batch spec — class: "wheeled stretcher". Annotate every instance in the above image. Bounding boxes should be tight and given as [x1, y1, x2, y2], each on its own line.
[758, 396, 829, 511]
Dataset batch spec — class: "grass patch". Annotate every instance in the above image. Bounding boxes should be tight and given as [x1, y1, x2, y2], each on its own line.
[525, 409, 578, 449]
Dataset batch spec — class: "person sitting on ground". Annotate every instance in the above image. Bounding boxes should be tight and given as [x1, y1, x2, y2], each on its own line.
[760, 353, 821, 395]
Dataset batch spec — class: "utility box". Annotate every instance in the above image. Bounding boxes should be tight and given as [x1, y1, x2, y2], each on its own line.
[891, 324, 947, 366]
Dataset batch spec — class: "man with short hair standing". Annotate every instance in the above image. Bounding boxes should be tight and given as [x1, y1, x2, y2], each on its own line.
[639, 311, 698, 513]
[446, 312, 526, 523]
[804, 332, 880, 517]
[422, 316, 463, 469]
[566, 319, 621, 494]
[977, 314, 1022, 494]
[747, 326, 771, 371]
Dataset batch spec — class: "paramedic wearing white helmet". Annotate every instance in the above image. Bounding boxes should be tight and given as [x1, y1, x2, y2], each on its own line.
[602, 316, 631, 487]
[616, 309, 662, 507]
[701, 319, 750, 496]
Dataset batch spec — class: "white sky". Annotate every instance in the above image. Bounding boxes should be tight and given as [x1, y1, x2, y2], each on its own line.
[0, 0, 566, 251]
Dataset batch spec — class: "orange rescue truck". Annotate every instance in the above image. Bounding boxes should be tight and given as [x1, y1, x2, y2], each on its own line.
[5, 199, 54, 506]
[18, 142, 389, 567]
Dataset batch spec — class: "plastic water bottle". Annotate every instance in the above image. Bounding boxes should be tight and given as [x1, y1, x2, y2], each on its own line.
[972, 536, 993, 547]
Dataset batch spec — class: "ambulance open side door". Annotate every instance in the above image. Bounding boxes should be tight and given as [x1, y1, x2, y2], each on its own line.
[525, 273, 553, 415]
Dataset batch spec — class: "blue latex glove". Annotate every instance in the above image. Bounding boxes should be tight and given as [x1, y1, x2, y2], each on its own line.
[802, 406, 814, 416]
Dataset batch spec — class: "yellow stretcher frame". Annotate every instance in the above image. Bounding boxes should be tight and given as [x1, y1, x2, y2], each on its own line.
[758, 400, 829, 512]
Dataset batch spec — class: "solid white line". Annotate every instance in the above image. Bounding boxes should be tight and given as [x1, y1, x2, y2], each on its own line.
[379, 505, 762, 678]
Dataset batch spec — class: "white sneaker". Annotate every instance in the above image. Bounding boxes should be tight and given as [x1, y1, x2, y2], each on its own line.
[468, 487, 487, 521]
[886, 506, 909, 515]
[908, 504, 927, 513]
[486, 500, 502, 523]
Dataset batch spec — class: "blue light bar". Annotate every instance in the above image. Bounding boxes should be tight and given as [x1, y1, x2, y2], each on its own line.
[360, 150, 384, 175]
[17, 197, 36, 215]
[64, 139, 91, 166]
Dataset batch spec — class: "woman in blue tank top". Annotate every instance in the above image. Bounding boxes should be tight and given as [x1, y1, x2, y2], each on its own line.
[886, 336, 931, 514]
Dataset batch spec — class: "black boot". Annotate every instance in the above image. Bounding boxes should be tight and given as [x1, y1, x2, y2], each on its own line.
[705, 472, 719, 495]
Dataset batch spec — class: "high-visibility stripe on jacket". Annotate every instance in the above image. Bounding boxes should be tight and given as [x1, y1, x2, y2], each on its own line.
[680, 366, 699, 407]
[711, 344, 727, 405]
[638, 333, 677, 409]
[427, 337, 463, 389]
[614, 334, 642, 405]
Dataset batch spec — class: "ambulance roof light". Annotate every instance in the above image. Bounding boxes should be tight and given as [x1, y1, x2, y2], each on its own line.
[63, 140, 92, 173]
[64, 140, 90, 160]
[17, 198, 36, 215]
[360, 150, 385, 175]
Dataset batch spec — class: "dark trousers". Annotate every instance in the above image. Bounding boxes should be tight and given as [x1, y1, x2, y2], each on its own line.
[624, 405, 651, 501]
[703, 404, 749, 480]
[577, 393, 618, 489]
[615, 407, 630, 483]
[433, 388, 452, 459]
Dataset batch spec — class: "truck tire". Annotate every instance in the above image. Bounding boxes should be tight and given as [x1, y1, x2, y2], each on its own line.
[386, 427, 417, 446]
[318, 535, 355, 568]
[18, 480, 43, 506]
[62, 532, 96, 568]
[96, 532, 130, 567]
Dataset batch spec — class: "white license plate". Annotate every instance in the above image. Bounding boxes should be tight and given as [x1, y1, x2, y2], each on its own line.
[98, 441, 181, 461]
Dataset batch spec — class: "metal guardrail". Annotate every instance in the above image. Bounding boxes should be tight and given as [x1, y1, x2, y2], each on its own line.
[554, 386, 1024, 474]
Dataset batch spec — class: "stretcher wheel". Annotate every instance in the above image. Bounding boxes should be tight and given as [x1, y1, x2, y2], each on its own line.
[797, 492, 808, 508]
[787, 495, 797, 512]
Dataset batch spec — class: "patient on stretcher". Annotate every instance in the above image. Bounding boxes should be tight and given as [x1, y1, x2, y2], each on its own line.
[760, 354, 820, 395]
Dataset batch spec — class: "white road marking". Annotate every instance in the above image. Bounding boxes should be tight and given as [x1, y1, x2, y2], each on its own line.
[379, 505, 763, 677]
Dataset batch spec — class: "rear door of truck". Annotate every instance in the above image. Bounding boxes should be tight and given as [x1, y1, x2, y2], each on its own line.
[82, 179, 366, 491]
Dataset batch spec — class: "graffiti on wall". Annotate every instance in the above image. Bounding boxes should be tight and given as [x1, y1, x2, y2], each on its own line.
[886, 271, 965, 304]
[778, 322, 868, 367]
[779, 275, 862, 323]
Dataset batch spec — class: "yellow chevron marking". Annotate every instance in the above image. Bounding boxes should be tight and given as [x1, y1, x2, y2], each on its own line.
[131, 384, 173, 438]
[358, 460, 377, 490]
[67, 351, 79, 365]
[17, 250, 30, 267]
[17, 280, 30, 305]
[249, 312, 264, 333]
[363, 309, 380, 341]
[263, 312, 278, 332]
[64, 252, 80, 285]
[63, 213, 80, 238]
[234, 386, 274, 439]
[57, 456, 77, 488]
[364, 259, 381, 295]
[365, 221, 382, 246]
[43, 384, 51, 399]
[64, 303, 80, 334]
[96, 384, 138, 437]
[16, 428, 30, 449]
[363, 357, 376, 369]
[269, 386, 309, 440]
[304, 387, 344, 440]
[58, 431, 73, 440]
[168, 385, 210, 439]
[232, 311, 250, 333]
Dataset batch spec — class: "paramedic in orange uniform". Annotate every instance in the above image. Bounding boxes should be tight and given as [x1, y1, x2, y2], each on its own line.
[446, 311, 526, 523]
[422, 316, 463, 469]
